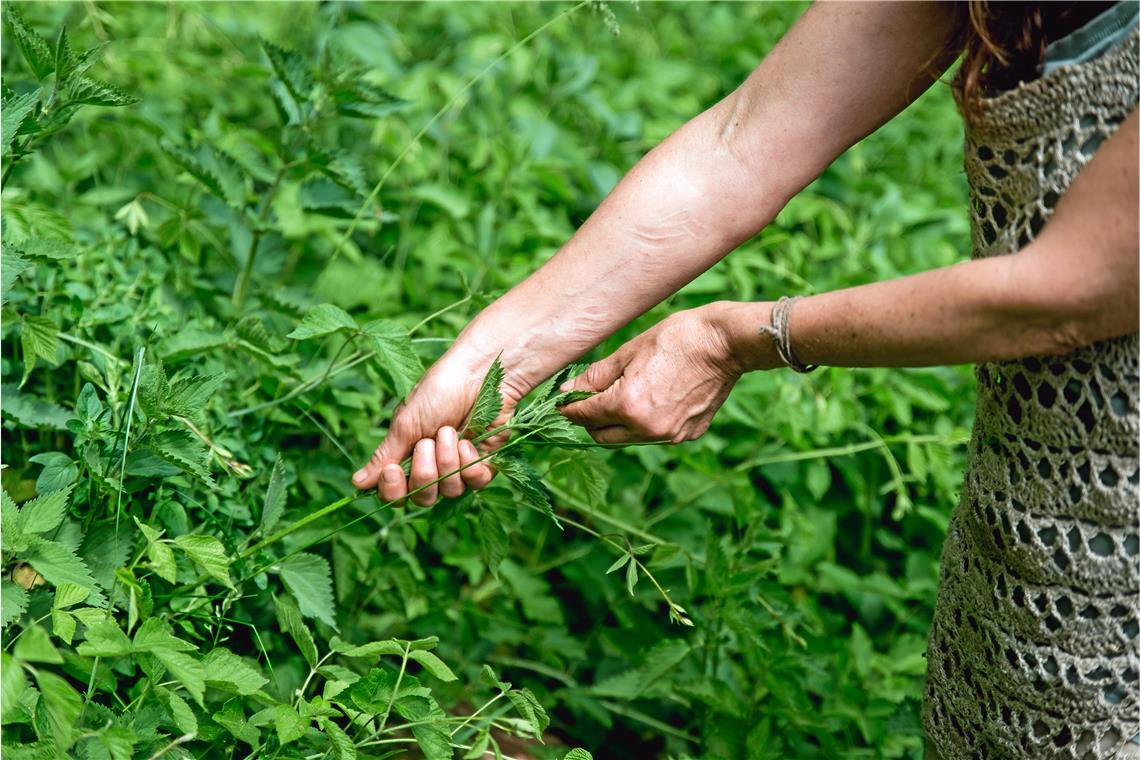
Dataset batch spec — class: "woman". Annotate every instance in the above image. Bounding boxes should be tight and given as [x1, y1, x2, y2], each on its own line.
[352, 2, 1139, 756]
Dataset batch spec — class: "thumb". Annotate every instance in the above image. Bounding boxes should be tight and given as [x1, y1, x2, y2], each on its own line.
[352, 410, 417, 489]
[561, 351, 626, 394]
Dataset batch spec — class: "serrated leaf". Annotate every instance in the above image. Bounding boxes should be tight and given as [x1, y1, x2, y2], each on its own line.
[159, 139, 244, 207]
[52, 582, 89, 609]
[156, 686, 197, 736]
[260, 456, 287, 535]
[589, 639, 690, 699]
[4, 7, 55, 79]
[563, 750, 593, 760]
[66, 77, 136, 107]
[1, 384, 70, 429]
[51, 609, 76, 644]
[408, 650, 457, 682]
[1, 242, 31, 304]
[287, 303, 356, 340]
[201, 649, 268, 695]
[29, 452, 78, 493]
[32, 669, 81, 749]
[20, 315, 58, 385]
[1, 652, 30, 723]
[261, 39, 312, 106]
[76, 620, 132, 658]
[25, 540, 98, 592]
[2, 90, 38, 154]
[150, 429, 213, 485]
[493, 455, 560, 529]
[19, 486, 71, 534]
[278, 552, 336, 630]
[1, 579, 29, 626]
[134, 619, 204, 704]
[329, 637, 404, 658]
[505, 688, 549, 738]
[85, 725, 137, 760]
[173, 534, 233, 588]
[319, 716, 356, 760]
[276, 596, 317, 668]
[163, 372, 225, 418]
[467, 357, 504, 436]
[361, 319, 421, 399]
[213, 699, 260, 748]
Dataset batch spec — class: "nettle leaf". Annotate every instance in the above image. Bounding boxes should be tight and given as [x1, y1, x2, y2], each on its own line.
[156, 686, 197, 736]
[25, 540, 98, 592]
[29, 452, 78, 493]
[563, 750, 594, 760]
[260, 456, 288, 536]
[136, 520, 177, 584]
[1, 578, 29, 626]
[66, 77, 137, 107]
[150, 429, 213, 485]
[4, 7, 55, 79]
[1, 242, 32, 303]
[133, 618, 205, 704]
[588, 639, 690, 699]
[2, 384, 70, 429]
[261, 38, 313, 106]
[473, 489, 515, 577]
[213, 699, 261, 748]
[361, 320, 421, 399]
[202, 649, 268, 695]
[287, 303, 356, 340]
[159, 139, 247, 208]
[334, 79, 408, 120]
[173, 534, 233, 588]
[75, 619, 132, 658]
[493, 455, 560, 529]
[298, 178, 358, 218]
[20, 314, 58, 385]
[163, 372, 225, 418]
[19, 485, 72, 534]
[276, 596, 318, 668]
[467, 357, 504, 436]
[408, 650, 457, 682]
[32, 669, 82, 750]
[329, 637, 405, 658]
[278, 552, 336, 630]
[2, 89, 38, 155]
[505, 687, 549, 738]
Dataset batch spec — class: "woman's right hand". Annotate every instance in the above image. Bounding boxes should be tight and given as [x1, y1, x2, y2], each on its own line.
[350, 353, 525, 506]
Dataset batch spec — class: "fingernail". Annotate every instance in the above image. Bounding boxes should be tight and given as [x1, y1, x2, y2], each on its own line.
[352, 468, 368, 485]
[382, 465, 400, 484]
[560, 380, 572, 391]
[439, 426, 455, 444]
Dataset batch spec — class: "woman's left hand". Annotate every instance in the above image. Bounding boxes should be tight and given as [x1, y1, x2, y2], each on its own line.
[559, 303, 767, 444]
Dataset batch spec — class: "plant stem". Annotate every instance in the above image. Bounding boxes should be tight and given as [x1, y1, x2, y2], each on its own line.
[375, 643, 410, 735]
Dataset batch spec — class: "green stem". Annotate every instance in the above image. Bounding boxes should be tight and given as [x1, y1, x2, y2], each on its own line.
[375, 643, 410, 736]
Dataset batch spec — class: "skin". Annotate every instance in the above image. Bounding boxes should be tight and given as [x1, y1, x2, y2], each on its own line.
[352, 1, 1140, 505]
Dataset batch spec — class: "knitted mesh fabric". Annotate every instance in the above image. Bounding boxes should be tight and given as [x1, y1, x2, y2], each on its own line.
[923, 30, 1140, 759]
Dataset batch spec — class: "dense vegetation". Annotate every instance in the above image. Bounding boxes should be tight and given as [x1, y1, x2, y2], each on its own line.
[1, 2, 977, 758]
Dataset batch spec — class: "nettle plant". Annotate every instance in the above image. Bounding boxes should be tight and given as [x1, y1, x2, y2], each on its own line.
[1, 10, 694, 758]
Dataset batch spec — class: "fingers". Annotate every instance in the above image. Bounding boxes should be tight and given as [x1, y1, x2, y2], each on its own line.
[409, 439, 439, 507]
[560, 384, 626, 429]
[377, 463, 407, 503]
[589, 425, 634, 445]
[562, 351, 626, 393]
[458, 439, 494, 490]
[435, 427, 464, 499]
[353, 409, 416, 490]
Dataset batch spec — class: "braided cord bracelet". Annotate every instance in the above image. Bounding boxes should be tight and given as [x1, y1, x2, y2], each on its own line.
[758, 295, 817, 374]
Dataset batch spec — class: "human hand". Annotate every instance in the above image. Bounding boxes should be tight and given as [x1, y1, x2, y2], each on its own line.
[558, 302, 766, 444]
[351, 353, 527, 506]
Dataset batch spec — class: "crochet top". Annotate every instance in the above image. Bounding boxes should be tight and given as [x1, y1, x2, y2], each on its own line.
[923, 28, 1140, 759]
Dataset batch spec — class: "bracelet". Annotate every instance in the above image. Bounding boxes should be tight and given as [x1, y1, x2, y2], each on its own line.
[758, 295, 817, 374]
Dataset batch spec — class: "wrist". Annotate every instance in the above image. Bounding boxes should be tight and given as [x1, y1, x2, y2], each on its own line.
[703, 300, 780, 373]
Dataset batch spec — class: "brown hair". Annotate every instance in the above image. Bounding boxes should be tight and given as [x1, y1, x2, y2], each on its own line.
[948, 1, 1115, 114]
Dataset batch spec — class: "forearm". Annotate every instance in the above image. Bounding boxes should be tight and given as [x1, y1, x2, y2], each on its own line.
[716, 243, 1138, 372]
[451, 101, 785, 392]
[445, 1, 958, 392]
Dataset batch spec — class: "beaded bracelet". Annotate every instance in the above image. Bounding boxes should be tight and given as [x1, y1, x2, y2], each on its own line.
[758, 295, 817, 374]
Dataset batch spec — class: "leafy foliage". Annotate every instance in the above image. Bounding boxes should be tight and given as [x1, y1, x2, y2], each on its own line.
[1, 2, 973, 758]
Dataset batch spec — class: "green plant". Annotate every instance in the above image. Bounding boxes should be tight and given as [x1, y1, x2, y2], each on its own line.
[1, 2, 975, 758]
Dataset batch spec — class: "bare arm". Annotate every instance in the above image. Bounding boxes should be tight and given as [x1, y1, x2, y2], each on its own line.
[720, 108, 1140, 370]
[561, 110, 1139, 444]
[354, 1, 961, 502]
